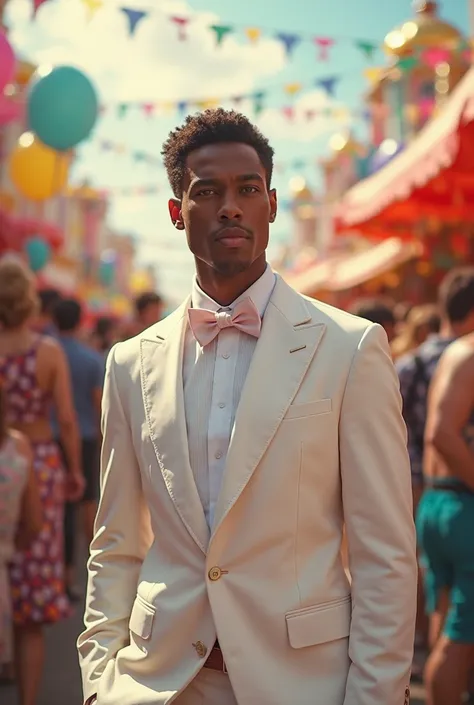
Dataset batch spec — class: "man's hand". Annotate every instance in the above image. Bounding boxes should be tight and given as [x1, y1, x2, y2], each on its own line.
[65, 470, 86, 502]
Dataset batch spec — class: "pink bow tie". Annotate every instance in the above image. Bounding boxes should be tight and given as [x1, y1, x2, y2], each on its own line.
[188, 297, 261, 347]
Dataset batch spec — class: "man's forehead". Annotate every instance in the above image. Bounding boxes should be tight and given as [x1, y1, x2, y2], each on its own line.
[186, 142, 264, 177]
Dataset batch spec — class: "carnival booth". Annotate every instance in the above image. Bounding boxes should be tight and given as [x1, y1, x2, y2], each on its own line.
[336, 1, 474, 303]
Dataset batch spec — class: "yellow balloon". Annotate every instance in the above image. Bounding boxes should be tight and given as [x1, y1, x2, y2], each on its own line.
[129, 270, 152, 294]
[9, 132, 70, 201]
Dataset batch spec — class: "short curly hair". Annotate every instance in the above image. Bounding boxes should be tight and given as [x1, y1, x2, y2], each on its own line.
[162, 108, 274, 198]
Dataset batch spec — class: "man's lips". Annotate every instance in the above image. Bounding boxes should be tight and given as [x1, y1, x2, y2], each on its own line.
[215, 227, 251, 248]
[215, 227, 250, 240]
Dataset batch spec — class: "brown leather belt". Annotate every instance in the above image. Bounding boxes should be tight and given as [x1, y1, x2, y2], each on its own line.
[204, 641, 227, 673]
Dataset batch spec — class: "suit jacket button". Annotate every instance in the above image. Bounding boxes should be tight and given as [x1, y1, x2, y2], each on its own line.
[404, 685, 410, 704]
[193, 641, 207, 658]
[208, 566, 222, 581]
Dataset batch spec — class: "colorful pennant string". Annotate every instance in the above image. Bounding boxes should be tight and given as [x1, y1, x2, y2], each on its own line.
[171, 16, 189, 41]
[210, 25, 234, 46]
[121, 7, 148, 36]
[276, 33, 301, 58]
[314, 37, 335, 62]
[32, 0, 49, 15]
[30, 0, 384, 62]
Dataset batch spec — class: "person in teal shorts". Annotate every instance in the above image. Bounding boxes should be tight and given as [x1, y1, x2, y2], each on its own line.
[419, 329, 474, 705]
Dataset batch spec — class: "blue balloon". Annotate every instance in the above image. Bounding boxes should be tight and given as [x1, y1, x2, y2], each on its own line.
[25, 237, 51, 272]
[27, 66, 99, 151]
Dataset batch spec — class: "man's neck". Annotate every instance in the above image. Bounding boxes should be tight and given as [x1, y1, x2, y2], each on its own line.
[195, 258, 267, 307]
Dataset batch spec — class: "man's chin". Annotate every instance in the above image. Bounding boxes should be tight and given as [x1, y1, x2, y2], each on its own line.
[213, 259, 250, 277]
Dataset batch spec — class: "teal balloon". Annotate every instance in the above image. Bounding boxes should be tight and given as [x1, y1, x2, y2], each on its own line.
[27, 66, 99, 151]
[25, 237, 51, 272]
[99, 260, 115, 287]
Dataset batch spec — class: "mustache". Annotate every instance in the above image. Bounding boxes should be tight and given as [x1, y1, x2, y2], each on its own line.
[213, 223, 253, 239]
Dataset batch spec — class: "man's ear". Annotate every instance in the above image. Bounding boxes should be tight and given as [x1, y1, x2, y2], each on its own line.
[168, 199, 185, 230]
[269, 188, 277, 223]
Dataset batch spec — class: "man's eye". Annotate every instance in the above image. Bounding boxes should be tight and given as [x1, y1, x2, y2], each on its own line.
[241, 186, 259, 194]
[196, 189, 216, 196]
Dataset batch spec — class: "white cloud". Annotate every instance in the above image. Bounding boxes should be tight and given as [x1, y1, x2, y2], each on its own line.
[7, 0, 287, 103]
[5, 0, 341, 301]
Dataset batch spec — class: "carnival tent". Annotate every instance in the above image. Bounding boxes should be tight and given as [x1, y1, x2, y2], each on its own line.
[338, 66, 474, 232]
[284, 237, 421, 295]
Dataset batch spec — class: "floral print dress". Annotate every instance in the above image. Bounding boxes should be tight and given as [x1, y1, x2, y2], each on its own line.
[0, 435, 29, 663]
[0, 339, 70, 627]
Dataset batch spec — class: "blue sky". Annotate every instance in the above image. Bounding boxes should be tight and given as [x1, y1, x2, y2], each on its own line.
[6, 0, 470, 302]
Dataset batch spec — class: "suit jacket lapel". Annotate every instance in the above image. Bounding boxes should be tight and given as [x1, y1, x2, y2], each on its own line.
[140, 300, 210, 553]
[211, 277, 326, 538]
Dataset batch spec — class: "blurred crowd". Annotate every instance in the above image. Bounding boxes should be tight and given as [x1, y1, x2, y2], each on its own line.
[1, 255, 474, 705]
[0, 256, 166, 705]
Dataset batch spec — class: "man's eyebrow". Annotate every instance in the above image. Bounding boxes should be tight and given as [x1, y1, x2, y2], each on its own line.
[237, 173, 265, 182]
[190, 177, 220, 188]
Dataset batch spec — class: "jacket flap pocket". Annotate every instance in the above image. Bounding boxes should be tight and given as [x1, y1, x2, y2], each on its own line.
[285, 398, 332, 420]
[129, 596, 155, 640]
[286, 596, 351, 649]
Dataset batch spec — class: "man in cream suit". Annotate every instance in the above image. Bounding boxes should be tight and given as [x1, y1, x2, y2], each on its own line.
[78, 109, 417, 705]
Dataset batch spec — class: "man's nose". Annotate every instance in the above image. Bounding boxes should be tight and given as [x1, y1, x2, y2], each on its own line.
[218, 195, 243, 221]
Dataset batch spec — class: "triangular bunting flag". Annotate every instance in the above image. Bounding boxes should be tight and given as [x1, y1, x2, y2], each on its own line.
[316, 76, 340, 96]
[293, 159, 305, 170]
[253, 91, 265, 115]
[284, 82, 302, 96]
[314, 37, 335, 61]
[117, 103, 129, 118]
[121, 8, 147, 36]
[398, 56, 417, 73]
[364, 67, 383, 85]
[82, 0, 103, 19]
[171, 16, 189, 41]
[32, 0, 49, 16]
[142, 103, 155, 117]
[356, 40, 378, 61]
[177, 101, 188, 114]
[231, 95, 244, 105]
[275, 33, 301, 58]
[210, 25, 233, 46]
[245, 27, 261, 44]
[282, 106, 295, 120]
[305, 109, 317, 121]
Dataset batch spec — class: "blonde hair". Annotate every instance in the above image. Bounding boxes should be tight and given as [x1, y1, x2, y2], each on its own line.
[0, 257, 39, 329]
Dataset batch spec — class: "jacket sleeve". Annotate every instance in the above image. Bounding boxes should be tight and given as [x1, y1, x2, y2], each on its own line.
[77, 344, 153, 701]
[340, 324, 417, 705]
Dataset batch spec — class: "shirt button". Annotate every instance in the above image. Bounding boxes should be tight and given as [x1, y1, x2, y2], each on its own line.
[215, 451, 222, 459]
[222, 353, 230, 359]
[218, 402, 225, 408]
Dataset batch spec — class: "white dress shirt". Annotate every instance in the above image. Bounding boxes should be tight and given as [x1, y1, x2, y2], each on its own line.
[182, 265, 276, 529]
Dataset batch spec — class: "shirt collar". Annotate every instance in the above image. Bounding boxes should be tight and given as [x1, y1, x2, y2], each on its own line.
[191, 264, 276, 317]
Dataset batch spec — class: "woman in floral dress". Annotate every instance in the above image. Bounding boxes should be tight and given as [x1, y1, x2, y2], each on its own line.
[0, 258, 83, 705]
[0, 383, 42, 668]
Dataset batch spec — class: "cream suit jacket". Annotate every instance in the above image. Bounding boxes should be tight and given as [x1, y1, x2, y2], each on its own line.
[78, 275, 417, 705]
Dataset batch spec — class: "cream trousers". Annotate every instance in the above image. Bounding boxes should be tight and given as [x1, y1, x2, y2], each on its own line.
[174, 668, 237, 705]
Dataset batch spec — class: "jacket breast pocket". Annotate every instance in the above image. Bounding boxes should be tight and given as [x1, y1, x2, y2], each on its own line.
[285, 595, 351, 649]
[129, 594, 156, 640]
[285, 398, 332, 420]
